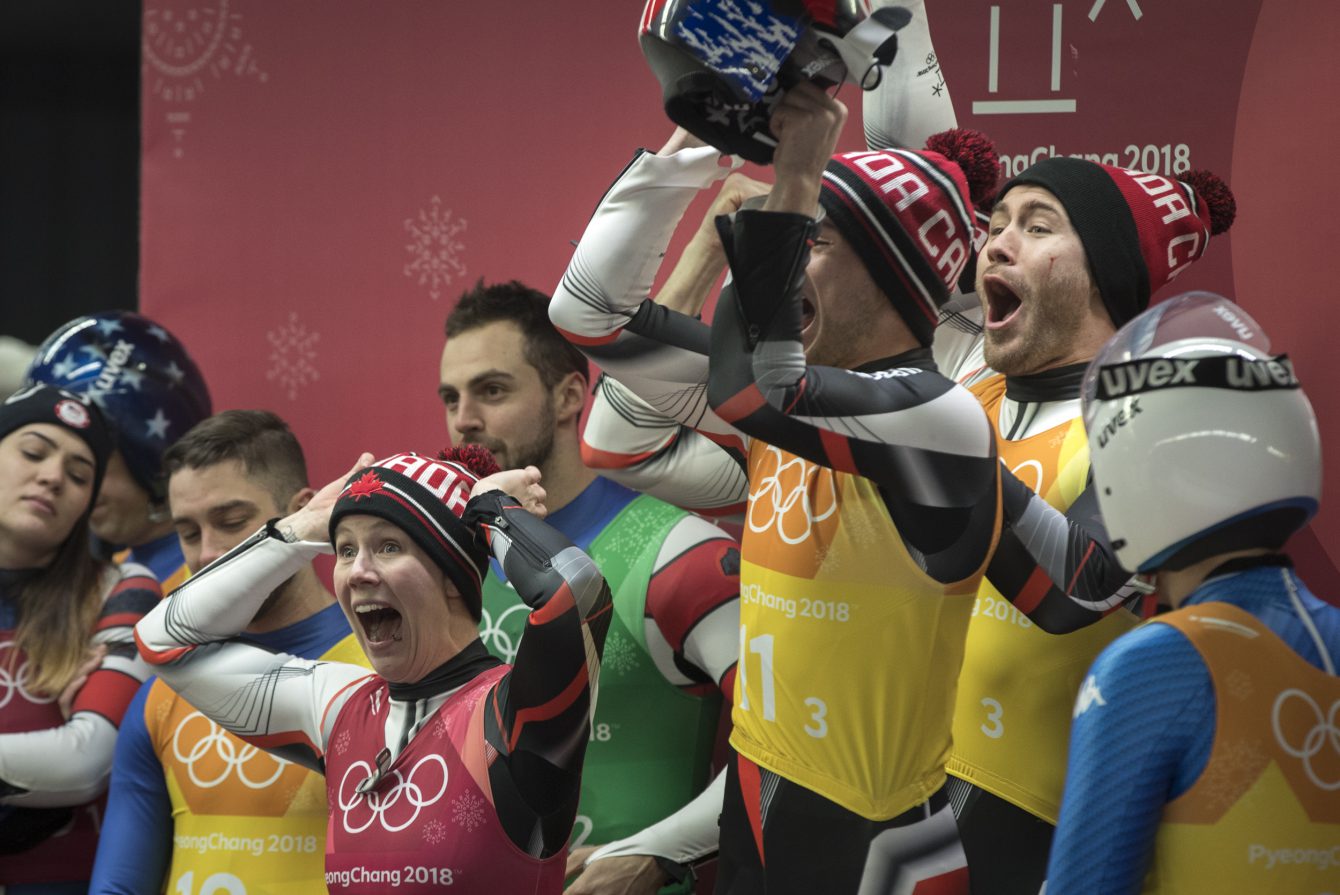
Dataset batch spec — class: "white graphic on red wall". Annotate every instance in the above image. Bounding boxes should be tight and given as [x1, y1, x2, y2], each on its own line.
[142, 0, 269, 159]
[403, 196, 468, 300]
[1088, 0, 1143, 21]
[975, 1, 1147, 117]
[266, 312, 320, 401]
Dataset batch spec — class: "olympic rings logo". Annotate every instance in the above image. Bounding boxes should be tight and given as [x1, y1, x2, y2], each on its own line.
[337, 754, 449, 834]
[1272, 689, 1340, 791]
[0, 643, 56, 708]
[478, 603, 532, 664]
[171, 711, 287, 790]
[1010, 459, 1045, 495]
[747, 446, 837, 545]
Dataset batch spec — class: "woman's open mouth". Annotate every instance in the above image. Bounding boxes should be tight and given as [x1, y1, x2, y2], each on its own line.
[355, 603, 403, 644]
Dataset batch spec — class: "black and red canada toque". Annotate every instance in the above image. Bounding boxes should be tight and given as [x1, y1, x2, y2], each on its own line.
[819, 128, 999, 346]
[328, 447, 500, 621]
[999, 158, 1236, 328]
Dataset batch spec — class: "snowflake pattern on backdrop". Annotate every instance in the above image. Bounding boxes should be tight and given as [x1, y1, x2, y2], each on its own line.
[601, 631, 640, 677]
[422, 818, 448, 846]
[404, 196, 468, 300]
[266, 312, 319, 400]
[452, 791, 487, 832]
[142, 1, 268, 159]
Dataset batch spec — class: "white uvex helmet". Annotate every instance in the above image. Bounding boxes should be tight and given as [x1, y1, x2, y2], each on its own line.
[1081, 292, 1321, 573]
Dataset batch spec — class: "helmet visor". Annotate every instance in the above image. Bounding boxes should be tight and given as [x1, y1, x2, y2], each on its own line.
[1081, 291, 1274, 430]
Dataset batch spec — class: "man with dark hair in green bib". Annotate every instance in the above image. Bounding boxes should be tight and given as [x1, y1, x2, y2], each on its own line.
[438, 280, 741, 894]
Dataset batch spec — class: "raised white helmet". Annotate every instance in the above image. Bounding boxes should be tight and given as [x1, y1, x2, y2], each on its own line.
[1081, 292, 1321, 573]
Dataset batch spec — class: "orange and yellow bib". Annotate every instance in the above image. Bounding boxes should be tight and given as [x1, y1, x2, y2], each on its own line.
[1142, 602, 1340, 894]
[731, 442, 993, 820]
[948, 375, 1138, 822]
[148, 634, 369, 895]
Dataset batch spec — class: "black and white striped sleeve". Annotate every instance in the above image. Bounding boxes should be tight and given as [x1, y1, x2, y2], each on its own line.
[550, 145, 752, 513]
[135, 528, 372, 771]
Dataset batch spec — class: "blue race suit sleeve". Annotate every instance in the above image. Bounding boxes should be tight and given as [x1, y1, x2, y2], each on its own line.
[1046, 625, 1214, 894]
[89, 678, 171, 895]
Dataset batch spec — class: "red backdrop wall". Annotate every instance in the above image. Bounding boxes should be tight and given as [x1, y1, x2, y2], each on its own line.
[139, 0, 1340, 583]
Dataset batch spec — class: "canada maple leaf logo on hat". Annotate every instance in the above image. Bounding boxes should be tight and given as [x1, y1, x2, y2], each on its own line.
[349, 470, 384, 501]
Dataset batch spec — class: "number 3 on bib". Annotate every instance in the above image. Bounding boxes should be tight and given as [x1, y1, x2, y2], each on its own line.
[980, 697, 1004, 739]
[803, 697, 828, 738]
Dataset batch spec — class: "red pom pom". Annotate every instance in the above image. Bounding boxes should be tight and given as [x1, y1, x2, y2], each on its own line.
[437, 444, 502, 480]
[925, 128, 1000, 207]
[1182, 169, 1236, 235]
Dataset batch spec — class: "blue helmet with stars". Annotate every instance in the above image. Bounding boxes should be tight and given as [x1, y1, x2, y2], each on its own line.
[25, 311, 212, 501]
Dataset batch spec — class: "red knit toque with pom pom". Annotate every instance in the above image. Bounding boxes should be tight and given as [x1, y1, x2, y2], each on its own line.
[1000, 158, 1236, 327]
[329, 449, 502, 620]
[439, 443, 502, 480]
[818, 128, 1000, 345]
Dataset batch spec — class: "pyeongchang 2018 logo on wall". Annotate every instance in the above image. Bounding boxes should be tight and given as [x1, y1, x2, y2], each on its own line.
[141, 0, 268, 159]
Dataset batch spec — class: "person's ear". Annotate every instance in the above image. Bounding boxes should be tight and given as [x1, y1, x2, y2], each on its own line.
[553, 370, 589, 425]
[286, 486, 317, 514]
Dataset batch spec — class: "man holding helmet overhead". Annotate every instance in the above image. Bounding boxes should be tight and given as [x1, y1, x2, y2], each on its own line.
[557, 4, 1002, 886]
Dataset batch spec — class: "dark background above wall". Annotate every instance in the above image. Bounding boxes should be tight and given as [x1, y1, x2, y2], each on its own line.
[0, 0, 140, 345]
